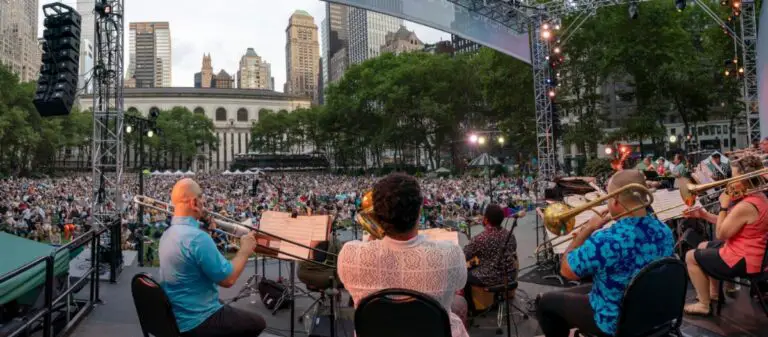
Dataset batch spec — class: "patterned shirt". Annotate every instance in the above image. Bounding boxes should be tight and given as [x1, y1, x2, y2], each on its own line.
[338, 235, 469, 337]
[567, 215, 674, 335]
[463, 226, 518, 285]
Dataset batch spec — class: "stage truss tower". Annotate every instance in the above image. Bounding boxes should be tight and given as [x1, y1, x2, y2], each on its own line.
[91, 0, 124, 227]
[446, 0, 760, 193]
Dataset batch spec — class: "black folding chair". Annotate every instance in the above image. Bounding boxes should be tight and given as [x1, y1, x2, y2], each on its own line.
[715, 239, 768, 317]
[579, 257, 687, 337]
[354, 288, 452, 337]
[131, 273, 180, 337]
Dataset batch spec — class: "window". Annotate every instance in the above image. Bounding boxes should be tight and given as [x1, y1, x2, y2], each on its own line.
[670, 128, 676, 135]
[193, 107, 205, 115]
[237, 108, 248, 122]
[215, 107, 227, 121]
[724, 139, 729, 147]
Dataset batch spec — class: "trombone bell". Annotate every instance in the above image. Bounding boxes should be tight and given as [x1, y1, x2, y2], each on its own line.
[677, 178, 698, 207]
[355, 190, 386, 239]
[543, 202, 576, 236]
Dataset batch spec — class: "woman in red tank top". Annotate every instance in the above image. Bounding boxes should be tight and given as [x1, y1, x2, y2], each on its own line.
[683, 155, 768, 315]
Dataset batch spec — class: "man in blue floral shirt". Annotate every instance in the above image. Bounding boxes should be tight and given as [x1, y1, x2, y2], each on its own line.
[536, 170, 674, 337]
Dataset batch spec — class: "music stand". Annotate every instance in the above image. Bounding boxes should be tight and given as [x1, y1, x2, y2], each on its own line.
[643, 170, 659, 180]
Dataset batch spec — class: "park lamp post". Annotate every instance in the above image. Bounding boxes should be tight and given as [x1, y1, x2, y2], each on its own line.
[125, 115, 157, 225]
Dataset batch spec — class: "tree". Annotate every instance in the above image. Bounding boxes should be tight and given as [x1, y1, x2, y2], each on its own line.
[145, 106, 217, 169]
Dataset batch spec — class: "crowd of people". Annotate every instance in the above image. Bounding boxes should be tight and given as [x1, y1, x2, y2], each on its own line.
[0, 172, 537, 253]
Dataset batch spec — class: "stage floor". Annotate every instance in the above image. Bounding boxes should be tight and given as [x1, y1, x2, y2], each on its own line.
[66, 214, 768, 337]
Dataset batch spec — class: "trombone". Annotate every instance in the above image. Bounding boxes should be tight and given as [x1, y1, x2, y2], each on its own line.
[535, 183, 652, 253]
[678, 167, 768, 207]
[536, 169, 768, 253]
[132, 195, 337, 268]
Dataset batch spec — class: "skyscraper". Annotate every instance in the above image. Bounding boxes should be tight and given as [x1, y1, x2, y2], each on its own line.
[79, 38, 94, 94]
[126, 22, 172, 88]
[0, 0, 40, 82]
[285, 10, 319, 101]
[321, 2, 349, 87]
[194, 53, 213, 88]
[348, 8, 403, 65]
[76, 0, 94, 93]
[237, 48, 271, 90]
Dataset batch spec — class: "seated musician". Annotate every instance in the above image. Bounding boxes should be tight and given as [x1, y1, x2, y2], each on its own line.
[709, 153, 731, 181]
[337, 173, 469, 337]
[158, 178, 267, 337]
[463, 204, 518, 314]
[634, 155, 655, 172]
[683, 155, 768, 315]
[536, 170, 674, 337]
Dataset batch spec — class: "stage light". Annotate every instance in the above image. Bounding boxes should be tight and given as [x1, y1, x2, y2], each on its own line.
[554, 24, 561, 30]
[498, 136, 505, 145]
[478, 136, 486, 145]
[725, 69, 730, 76]
[95, 0, 112, 16]
[542, 23, 550, 30]
[469, 134, 478, 143]
[605, 147, 613, 155]
[675, 0, 686, 11]
[738, 67, 744, 74]
[553, 47, 561, 54]
[669, 135, 677, 143]
[733, 58, 738, 64]
[147, 130, 154, 138]
[548, 90, 556, 98]
[541, 30, 552, 40]
[629, 2, 639, 19]
[621, 146, 629, 153]
[126, 125, 133, 134]
[732, 1, 740, 8]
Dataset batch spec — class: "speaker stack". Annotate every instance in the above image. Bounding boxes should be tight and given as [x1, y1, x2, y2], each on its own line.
[34, 4, 81, 117]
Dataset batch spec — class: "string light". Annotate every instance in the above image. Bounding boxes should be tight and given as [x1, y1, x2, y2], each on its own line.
[541, 29, 551, 39]
[553, 47, 561, 54]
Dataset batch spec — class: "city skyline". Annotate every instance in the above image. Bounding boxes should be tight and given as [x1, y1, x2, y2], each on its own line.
[38, 0, 449, 91]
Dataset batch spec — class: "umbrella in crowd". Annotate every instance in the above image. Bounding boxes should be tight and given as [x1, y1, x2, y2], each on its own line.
[468, 153, 501, 167]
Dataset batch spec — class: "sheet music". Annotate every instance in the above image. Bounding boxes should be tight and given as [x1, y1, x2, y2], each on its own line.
[420, 228, 459, 245]
[258, 211, 330, 260]
[651, 188, 701, 221]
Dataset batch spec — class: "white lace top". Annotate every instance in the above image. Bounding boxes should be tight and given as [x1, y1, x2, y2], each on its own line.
[338, 235, 469, 337]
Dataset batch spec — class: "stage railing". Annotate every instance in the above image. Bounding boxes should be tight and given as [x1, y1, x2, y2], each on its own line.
[0, 225, 107, 337]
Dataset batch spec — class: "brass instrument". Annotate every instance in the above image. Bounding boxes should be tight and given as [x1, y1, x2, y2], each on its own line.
[354, 190, 387, 239]
[536, 183, 653, 252]
[132, 195, 337, 267]
[678, 167, 768, 206]
[537, 170, 768, 253]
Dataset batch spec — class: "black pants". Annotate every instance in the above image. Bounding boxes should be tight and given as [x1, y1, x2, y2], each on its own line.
[536, 284, 609, 337]
[182, 304, 266, 337]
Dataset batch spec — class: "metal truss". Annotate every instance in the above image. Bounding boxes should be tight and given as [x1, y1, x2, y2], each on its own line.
[445, 0, 532, 32]
[739, 0, 759, 144]
[530, 14, 557, 196]
[91, 0, 124, 227]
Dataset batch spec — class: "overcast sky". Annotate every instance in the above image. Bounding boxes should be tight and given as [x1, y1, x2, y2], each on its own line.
[38, 0, 450, 90]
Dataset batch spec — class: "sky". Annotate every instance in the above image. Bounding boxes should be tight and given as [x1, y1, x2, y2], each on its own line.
[38, 0, 451, 90]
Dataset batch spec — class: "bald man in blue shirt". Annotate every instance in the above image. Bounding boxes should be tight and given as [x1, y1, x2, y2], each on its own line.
[158, 178, 266, 337]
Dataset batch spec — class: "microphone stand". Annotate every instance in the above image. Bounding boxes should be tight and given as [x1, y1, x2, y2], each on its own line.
[500, 216, 519, 337]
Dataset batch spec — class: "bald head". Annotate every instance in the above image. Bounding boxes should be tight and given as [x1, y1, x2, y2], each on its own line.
[607, 170, 647, 206]
[171, 178, 203, 217]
